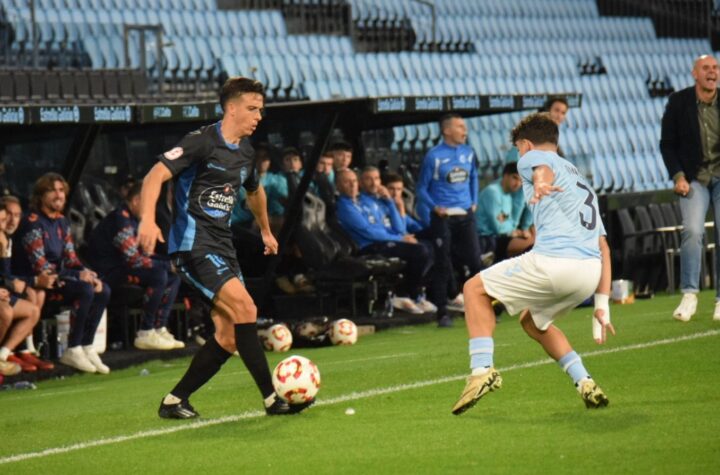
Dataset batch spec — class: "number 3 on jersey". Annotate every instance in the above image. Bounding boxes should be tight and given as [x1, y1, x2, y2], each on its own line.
[576, 181, 597, 230]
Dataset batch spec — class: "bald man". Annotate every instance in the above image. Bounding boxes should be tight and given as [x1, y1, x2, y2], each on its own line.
[661, 54, 720, 322]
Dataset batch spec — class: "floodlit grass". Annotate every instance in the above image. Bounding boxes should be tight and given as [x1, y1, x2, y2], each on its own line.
[2, 291, 719, 474]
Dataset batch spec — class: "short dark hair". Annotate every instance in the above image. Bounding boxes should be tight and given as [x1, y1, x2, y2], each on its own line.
[219, 77, 265, 111]
[125, 181, 143, 201]
[0, 195, 20, 207]
[31, 173, 69, 211]
[281, 146, 302, 161]
[541, 96, 568, 112]
[360, 165, 379, 176]
[382, 172, 403, 186]
[326, 141, 352, 153]
[502, 162, 519, 176]
[510, 113, 559, 146]
[439, 113, 462, 133]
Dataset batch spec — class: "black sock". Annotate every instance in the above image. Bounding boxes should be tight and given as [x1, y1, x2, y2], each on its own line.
[234, 323, 275, 399]
[171, 337, 231, 400]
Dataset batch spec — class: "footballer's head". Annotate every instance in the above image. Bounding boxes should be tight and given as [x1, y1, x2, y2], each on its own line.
[220, 77, 266, 139]
[511, 113, 559, 157]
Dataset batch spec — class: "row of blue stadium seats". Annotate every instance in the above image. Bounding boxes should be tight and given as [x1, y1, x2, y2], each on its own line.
[474, 38, 709, 57]
[6, 0, 214, 10]
[591, 153, 671, 193]
[351, 0, 598, 21]
[4, 6, 287, 40]
[411, 16, 656, 44]
[603, 53, 702, 77]
[670, 73, 696, 91]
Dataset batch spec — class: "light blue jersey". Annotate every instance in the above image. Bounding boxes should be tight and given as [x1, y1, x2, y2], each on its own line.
[517, 150, 605, 259]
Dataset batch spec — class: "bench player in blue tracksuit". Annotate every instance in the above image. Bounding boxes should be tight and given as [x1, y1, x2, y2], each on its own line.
[416, 114, 482, 327]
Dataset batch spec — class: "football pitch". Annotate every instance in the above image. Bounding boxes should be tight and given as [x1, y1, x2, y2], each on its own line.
[1, 291, 719, 474]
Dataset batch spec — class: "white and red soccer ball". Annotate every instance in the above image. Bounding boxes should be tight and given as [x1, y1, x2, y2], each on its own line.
[328, 319, 358, 346]
[260, 323, 293, 352]
[272, 355, 321, 404]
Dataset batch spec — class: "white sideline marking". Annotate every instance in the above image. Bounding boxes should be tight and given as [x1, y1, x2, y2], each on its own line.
[1, 329, 717, 466]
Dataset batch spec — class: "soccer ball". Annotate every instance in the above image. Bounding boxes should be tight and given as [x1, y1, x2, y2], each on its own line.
[260, 323, 293, 352]
[328, 318, 358, 345]
[272, 355, 321, 404]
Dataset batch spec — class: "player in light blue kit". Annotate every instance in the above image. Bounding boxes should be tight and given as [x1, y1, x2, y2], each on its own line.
[452, 113, 616, 414]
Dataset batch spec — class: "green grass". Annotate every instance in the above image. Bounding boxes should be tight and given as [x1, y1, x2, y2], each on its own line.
[2, 291, 719, 474]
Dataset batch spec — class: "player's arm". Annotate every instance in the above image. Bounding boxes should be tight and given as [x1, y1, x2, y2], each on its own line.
[138, 162, 172, 254]
[593, 235, 615, 344]
[246, 184, 278, 255]
[529, 165, 562, 204]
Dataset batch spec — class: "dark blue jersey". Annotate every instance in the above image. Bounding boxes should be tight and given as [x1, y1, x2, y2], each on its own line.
[13, 211, 85, 278]
[88, 204, 153, 276]
[158, 121, 259, 256]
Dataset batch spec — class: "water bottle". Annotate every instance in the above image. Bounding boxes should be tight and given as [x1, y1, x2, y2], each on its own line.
[385, 291, 394, 318]
[14, 381, 37, 390]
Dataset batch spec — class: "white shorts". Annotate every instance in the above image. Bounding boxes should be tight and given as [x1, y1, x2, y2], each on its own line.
[480, 252, 601, 331]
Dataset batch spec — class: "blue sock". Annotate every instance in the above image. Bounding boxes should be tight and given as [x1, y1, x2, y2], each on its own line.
[469, 337, 493, 372]
[557, 351, 590, 385]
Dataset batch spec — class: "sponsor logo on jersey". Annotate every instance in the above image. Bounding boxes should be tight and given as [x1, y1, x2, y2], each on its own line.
[198, 183, 235, 219]
[446, 167, 469, 184]
[163, 147, 183, 160]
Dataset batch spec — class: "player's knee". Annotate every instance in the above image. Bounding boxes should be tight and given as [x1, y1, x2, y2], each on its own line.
[228, 297, 257, 323]
[463, 274, 486, 298]
[29, 304, 40, 323]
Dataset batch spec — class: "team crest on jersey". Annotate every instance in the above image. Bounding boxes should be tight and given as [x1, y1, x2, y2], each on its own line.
[28, 213, 38, 222]
[163, 147, 184, 160]
[199, 183, 235, 219]
[446, 167, 469, 184]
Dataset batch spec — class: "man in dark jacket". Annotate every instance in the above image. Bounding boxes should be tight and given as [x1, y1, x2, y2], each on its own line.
[660, 54, 720, 322]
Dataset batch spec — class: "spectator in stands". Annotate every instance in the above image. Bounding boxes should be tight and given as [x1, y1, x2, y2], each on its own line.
[336, 168, 431, 314]
[13, 173, 111, 374]
[542, 97, 569, 126]
[475, 162, 534, 263]
[328, 141, 353, 171]
[88, 182, 183, 351]
[316, 152, 335, 184]
[0, 203, 44, 376]
[416, 114, 482, 327]
[660, 54, 720, 322]
[282, 146, 304, 198]
[311, 151, 337, 219]
[1, 195, 55, 371]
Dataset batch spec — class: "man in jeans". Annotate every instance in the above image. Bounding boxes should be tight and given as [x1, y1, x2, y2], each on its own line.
[660, 54, 720, 321]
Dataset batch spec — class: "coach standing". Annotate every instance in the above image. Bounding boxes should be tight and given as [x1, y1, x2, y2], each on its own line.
[660, 54, 720, 322]
[416, 114, 482, 327]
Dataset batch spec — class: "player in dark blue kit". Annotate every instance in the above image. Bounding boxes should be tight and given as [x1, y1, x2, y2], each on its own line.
[88, 182, 183, 351]
[138, 77, 312, 419]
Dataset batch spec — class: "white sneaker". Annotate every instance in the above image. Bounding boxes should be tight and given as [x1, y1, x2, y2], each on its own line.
[673, 293, 697, 322]
[415, 297, 438, 313]
[134, 331, 175, 350]
[59, 346, 97, 373]
[391, 296, 424, 314]
[156, 327, 186, 349]
[83, 346, 110, 374]
[447, 293, 465, 312]
[713, 302, 720, 322]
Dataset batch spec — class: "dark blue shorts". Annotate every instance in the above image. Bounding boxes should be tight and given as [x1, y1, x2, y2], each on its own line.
[173, 251, 244, 304]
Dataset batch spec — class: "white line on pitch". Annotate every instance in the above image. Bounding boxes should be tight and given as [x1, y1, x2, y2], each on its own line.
[1, 329, 717, 466]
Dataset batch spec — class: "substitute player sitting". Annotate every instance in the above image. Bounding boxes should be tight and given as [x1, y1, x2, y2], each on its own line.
[452, 113, 615, 415]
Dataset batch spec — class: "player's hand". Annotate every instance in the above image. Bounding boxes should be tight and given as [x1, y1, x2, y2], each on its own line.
[402, 234, 418, 244]
[79, 269, 95, 283]
[92, 278, 103, 293]
[138, 219, 165, 255]
[0, 288, 9, 301]
[674, 177, 690, 197]
[35, 271, 57, 289]
[377, 185, 391, 199]
[592, 294, 615, 344]
[520, 229, 532, 239]
[261, 230, 279, 255]
[434, 206, 448, 217]
[12, 278, 26, 295]
[530, 182, 563, 204]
